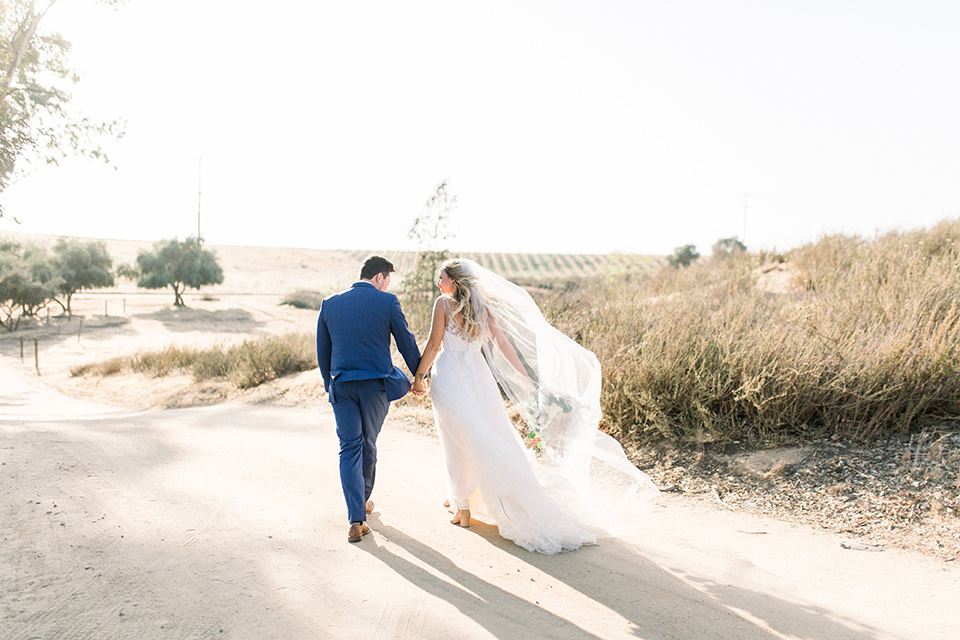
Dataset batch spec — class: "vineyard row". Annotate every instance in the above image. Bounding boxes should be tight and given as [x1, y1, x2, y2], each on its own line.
[345, 250, 663, 282]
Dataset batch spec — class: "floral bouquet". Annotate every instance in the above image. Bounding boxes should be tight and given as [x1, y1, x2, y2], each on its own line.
[518, 386, 575, 453]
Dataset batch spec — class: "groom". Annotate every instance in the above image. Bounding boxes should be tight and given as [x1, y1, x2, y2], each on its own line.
[316, 256, 422, 543]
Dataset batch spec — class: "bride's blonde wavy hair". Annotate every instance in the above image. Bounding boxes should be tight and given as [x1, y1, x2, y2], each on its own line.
[439, 259, 488, 340]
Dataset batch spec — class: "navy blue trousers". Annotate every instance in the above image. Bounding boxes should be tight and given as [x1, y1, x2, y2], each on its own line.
[331, 378, 389, 523]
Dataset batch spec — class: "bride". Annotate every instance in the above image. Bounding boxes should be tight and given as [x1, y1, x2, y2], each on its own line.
[411, 259, 658, 554]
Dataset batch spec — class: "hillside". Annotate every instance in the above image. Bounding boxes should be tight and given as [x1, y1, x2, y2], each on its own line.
[0, 230, 663, 295]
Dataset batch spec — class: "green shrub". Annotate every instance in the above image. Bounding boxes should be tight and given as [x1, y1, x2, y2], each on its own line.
[666, 244, 700, 268]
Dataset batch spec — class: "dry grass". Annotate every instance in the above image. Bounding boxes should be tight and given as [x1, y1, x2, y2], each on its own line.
[541, 218, 960, 445]
[64, 219, 960, 447]
[281, 289, 326, 310]
[72, 332, 316, 390]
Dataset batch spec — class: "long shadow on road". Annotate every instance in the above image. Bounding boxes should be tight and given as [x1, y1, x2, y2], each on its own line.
[362, 519, 885, 640]
[503, 531, 884, 640]
[360, 522, 606, 639]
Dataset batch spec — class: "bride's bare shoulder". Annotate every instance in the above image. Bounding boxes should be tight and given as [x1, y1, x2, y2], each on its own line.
[433, 296, 451, 319]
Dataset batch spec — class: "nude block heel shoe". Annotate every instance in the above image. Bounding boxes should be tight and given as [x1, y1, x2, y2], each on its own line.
[450, 509, 470, 527]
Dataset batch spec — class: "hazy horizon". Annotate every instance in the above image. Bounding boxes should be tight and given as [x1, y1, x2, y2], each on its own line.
[2, 1, 959, 256]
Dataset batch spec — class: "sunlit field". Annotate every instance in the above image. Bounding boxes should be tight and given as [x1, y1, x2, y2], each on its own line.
[541, 219, 960, 445]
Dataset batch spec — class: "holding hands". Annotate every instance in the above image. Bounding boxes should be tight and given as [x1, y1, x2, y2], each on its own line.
[411, 372, 430, 397]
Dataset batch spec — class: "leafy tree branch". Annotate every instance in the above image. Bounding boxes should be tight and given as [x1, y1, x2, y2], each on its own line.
[0, 0, 126, 215]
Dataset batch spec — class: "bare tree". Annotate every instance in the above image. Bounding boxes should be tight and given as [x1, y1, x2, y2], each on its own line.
[402, 180, 457, 332]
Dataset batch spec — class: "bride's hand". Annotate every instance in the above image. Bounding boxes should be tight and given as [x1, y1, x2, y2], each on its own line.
[411, 377, 428, 396]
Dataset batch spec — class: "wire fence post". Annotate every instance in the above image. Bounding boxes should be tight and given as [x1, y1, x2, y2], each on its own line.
[78, 319, 84, 344]
[20, 336, 24, 359]
[34, 338, 39, 374]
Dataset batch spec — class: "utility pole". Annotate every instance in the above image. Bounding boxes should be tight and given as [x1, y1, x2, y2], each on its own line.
[196, 158, 203, 276]
[742, 193, 750, 244]
[197, 157, 202, 242]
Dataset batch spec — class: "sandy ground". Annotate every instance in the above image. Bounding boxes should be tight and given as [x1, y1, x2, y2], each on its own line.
[1, 233, 959, 638]
[3, 362, 960, 640]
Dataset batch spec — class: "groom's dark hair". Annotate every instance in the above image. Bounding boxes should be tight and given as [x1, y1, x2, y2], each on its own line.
[360, 255, 395, 281]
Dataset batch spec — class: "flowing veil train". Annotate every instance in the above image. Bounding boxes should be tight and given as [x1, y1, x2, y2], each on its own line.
[460, 260, 659, 528]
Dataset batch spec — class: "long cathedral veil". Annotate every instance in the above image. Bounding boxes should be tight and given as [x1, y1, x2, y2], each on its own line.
[458, 259, 659, 526]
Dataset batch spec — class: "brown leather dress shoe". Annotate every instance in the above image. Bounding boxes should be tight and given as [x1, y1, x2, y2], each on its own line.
[347, 522, 370, 543]
[365, 500, 374, 514]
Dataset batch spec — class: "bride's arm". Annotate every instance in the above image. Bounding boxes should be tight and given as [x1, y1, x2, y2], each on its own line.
[412, 297, 446, 393]
[487, 314, 530, 379]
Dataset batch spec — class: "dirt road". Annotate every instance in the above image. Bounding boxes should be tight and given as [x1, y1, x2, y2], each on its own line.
[2, 364, 957, 640]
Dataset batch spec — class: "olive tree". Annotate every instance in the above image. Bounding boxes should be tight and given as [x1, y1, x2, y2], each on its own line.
[135, 236, 223, 306]
[53, 237, 113, 315]
[0, 242, 27, 329]
[0, 240, 60, 329]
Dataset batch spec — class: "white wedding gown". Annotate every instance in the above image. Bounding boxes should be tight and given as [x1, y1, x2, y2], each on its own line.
[431, 312, 598, 554]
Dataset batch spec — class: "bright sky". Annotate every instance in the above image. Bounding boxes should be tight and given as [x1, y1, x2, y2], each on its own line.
[2, 0, 959, 256]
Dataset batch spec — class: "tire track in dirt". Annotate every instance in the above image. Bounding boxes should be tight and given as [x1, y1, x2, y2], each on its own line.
[370, 594, 430, 639]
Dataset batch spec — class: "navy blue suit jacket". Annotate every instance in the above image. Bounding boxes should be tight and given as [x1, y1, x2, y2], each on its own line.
[316, 282, 421, 401]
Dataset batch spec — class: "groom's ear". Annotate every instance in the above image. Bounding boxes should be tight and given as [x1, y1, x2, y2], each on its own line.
[373, 272, 391, 291]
